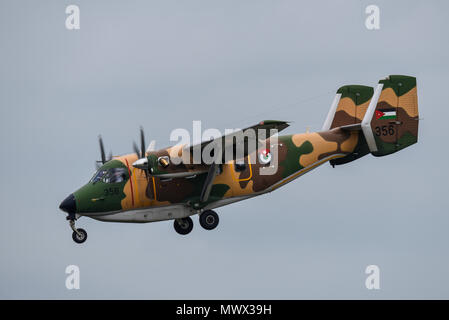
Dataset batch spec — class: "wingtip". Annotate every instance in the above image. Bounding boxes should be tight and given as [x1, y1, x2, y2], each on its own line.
[259, 120, 291, 125]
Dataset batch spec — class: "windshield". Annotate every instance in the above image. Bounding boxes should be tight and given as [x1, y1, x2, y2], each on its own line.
[90, 168, 128, 184]
[103, 168, 128, 183]
[90, 169, 107, 183]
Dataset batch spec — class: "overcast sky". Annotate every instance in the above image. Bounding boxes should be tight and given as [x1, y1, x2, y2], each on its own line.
[1, 0, 448, 299]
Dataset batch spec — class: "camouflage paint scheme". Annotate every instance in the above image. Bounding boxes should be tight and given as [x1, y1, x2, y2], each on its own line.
[72, 75, 419, 222]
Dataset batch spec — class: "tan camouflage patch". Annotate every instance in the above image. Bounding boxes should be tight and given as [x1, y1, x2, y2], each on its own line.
[377, 87, 397, 107]
[336, 97, 358, 118]
[292, 133, 338, 167]
[355, 100, 370, 121]
[116, 154, 171, 210]
[334, 97, 370, 122]
[340, 131, 359, 152]
[212, 161, 255, 197]
[399, 86, 418, 118]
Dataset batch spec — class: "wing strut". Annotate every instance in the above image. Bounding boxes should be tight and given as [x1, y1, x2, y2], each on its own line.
[199, 163, 220, 203]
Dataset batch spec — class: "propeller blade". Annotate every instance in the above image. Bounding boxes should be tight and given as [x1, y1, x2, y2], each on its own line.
[131, 126, 151, 179]
[107, 151, 113, 161]
[133, 141, 140, 158]
[99, 135, 106, 164]
[140, 126, 146, 159]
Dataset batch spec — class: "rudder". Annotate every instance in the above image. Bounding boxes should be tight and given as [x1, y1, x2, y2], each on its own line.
[366, 75, 419, 156]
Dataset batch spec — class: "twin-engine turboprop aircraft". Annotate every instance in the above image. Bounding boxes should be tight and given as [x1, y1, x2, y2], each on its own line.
[59, 75, 419, 243]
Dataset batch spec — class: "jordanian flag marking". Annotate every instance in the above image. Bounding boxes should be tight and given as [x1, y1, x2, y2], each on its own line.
[375, 108, 397, 120]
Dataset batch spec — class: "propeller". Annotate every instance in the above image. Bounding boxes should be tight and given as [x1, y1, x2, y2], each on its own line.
[96, 135, 112, 169]
[133, 126, 146, 159]
[133, 126, 150, 178]
[99, 135, 106, 164]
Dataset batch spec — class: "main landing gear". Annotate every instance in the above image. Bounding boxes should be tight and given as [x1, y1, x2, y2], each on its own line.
[173, 210, 220, 235]
[174, 217, 194, 235]
[67, 215, 87, 244]
[199, 210, 219, 230]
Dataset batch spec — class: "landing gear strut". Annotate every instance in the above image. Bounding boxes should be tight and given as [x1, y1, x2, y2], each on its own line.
[67, 215, 87, 244]
[174, 217, 194, 235]
[199, 210, 219, 230]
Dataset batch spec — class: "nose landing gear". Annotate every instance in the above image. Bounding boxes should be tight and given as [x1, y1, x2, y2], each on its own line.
[67, 215, 87, 244]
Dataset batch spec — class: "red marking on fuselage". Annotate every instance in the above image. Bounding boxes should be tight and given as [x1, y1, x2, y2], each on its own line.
[124, 158, 135, 207]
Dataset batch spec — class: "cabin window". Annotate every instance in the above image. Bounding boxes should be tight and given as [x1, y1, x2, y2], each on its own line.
[234, 162, 246, 172]
[103, 168, 128, 184]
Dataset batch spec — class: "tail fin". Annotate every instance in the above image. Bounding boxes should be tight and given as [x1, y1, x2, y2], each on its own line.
[322, 85, 374, 130]
[322, 84, 375, 166]
[325, 75, 419, 166]
[366, 75, 419, 156]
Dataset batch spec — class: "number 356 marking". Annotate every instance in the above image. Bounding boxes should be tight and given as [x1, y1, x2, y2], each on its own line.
[375, 125, 395, 136]
[104, 187, 119, 196]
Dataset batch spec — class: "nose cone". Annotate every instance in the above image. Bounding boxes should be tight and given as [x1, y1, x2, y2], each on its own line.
[59, 193, 77, 214]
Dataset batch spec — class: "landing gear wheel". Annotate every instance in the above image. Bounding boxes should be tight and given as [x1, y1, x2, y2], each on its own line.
[199, 210, 219, 230]
[174, 217, 193, 235]
[72, 228, 87, 244]
[68, 218, 87, 244]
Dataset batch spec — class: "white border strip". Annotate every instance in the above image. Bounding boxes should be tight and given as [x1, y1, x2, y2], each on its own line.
[322, 93, 342, 131]
[361, 83, 383, 153]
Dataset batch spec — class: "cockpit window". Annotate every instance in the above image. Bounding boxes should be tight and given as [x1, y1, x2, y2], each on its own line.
[103, 168, 128, 184]
[90, 170, 107, 183]
[90, 168, 128, 184]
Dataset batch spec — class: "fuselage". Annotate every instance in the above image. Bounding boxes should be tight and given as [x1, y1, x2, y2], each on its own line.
[58, 75, 419, 244]
[64, 129, 359, 223]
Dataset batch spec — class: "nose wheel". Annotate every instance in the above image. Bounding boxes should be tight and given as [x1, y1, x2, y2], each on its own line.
[68, 216, 88, 244]
[72, 227, 87, 244]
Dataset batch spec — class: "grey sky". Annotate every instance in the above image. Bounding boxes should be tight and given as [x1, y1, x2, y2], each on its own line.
[0, 0, 448, 299]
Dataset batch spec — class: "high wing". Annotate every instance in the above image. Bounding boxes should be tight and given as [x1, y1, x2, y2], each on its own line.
[144, 120, 289, 177]
[191, 120, 289, 203]
[188, 120, 290, 164]
[137, 120, 289, 203]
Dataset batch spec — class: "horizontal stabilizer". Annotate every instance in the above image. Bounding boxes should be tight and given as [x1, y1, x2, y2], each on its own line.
[340, 123, 362, 131]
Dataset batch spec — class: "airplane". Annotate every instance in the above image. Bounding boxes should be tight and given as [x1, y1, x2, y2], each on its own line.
[59, 75, 419, 243]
